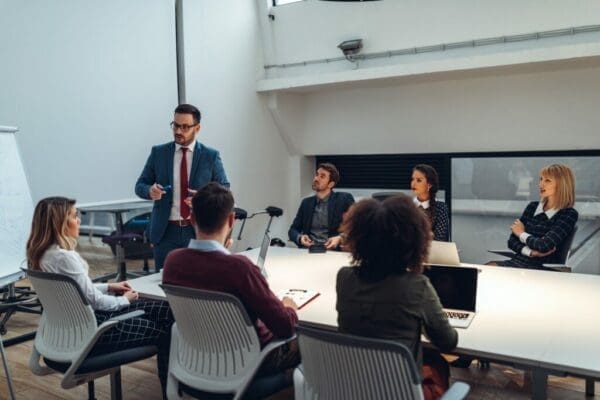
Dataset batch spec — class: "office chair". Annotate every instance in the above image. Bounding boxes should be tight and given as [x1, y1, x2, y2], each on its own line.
[0, 333, 16, 400]
[371, 191, 402, 202]
[161, 284, 296, 400]
[293, 323, 470, 400]
[27, 269, 158, 400]
[488, 225, 578, 272]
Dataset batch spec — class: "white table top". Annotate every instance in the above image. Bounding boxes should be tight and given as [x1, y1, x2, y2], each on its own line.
[129, 246, 600, 378]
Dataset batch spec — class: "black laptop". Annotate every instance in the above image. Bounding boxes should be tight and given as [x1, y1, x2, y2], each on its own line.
[424, 265, 479, 328]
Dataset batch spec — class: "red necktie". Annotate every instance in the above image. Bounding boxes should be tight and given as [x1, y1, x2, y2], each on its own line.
[180, 147, 190, 219]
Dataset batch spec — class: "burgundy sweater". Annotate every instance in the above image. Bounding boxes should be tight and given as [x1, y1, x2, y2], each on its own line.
[162, 248, 298, 346]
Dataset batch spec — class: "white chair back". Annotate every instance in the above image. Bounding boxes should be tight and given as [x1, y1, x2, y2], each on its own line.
[161, 284, 263, 396]
[296, 324, 425, 400]
[28, 269, 97, 362]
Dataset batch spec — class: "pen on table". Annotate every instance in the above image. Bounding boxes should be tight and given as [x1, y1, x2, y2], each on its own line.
[289, 289, 307, 292]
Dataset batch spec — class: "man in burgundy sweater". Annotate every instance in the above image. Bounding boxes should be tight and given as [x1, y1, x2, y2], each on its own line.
[162, 182, 299, 376]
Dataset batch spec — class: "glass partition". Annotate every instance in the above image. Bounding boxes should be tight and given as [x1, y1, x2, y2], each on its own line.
[451, 156, 600, 273]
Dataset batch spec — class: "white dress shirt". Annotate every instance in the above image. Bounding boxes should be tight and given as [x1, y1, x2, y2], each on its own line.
[413, 197, 430, 209]
[188, 239, 230, 255]
[169, 140, 196, 221]
[40, 244, 129, 311]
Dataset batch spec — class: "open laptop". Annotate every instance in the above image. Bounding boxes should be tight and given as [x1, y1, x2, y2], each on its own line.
[426, 241, 461, 266]
[423, 265, 478, 329]
[256, 232, 271, 278]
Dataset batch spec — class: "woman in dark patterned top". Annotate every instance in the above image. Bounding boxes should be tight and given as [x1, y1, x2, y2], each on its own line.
[336, 195, 457, 400]
[493, 163, 578, 269]
[411, 164, 450, 241]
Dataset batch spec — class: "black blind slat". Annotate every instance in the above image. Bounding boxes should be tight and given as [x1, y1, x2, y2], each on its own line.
[316, 154, 449, 190]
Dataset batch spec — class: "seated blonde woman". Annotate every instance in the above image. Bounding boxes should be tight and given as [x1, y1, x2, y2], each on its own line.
[26, 196, 173, 399]
[491, 163, 578, 269]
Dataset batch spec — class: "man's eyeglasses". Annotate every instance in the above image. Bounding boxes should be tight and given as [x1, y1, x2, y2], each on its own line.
[170, 121, 199, 132]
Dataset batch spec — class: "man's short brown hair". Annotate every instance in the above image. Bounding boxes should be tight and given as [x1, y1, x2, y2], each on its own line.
[317, 163, 340, 185]
[191, 183, 234, 234]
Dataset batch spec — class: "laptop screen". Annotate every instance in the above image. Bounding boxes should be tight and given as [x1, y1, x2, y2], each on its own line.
[426, 241, 460, 266]
[256, 232, 270, 277]
[423, 265, 478, 312]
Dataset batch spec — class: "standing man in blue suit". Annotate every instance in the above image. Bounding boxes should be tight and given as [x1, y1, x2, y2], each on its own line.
[288, 163, 354, 250]
[135, 104, 229, 271]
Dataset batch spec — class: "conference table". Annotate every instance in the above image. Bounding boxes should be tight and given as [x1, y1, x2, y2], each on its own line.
[129, 246, 600, 399]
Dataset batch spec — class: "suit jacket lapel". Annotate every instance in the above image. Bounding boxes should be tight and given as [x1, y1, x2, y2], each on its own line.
[189, 141, 203, 187]
[327, 191, 336, 230]
[167, 142, 175, 186]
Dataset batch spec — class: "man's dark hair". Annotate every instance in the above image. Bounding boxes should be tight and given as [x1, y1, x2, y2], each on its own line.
[191, 183, 234, 234]
[175, 103, 201, 124]
[340, 194, 432, 281]
[317, 163, 340, 185]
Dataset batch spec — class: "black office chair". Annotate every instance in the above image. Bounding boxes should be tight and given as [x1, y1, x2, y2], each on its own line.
[371, 192, 402, 202]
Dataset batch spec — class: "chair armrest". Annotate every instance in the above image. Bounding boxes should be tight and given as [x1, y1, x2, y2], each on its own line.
[487, 249, 513, 258]
[233, 334, 297, 400]
[64, 310, 147, 382]
[107, 309, 145, 322]
[543, 264, 572, 273]
[260, 334, 297, 358]
[441, 382, 470, 400]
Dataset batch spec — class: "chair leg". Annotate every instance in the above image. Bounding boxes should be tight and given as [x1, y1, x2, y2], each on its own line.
[110, 369, 123, 400]
[87, 380, 96, 400]
[585, 378, 595, 396]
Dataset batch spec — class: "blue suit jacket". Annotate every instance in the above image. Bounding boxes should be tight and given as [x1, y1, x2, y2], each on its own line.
[135, 141, 229, 244]
[288, 191, 355, 246]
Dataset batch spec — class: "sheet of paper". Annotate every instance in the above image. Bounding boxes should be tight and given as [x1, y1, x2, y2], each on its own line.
[278, 289, 320, 309]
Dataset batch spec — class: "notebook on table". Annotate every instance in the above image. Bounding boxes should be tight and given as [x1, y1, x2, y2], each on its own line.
[423, 265, 479, 329]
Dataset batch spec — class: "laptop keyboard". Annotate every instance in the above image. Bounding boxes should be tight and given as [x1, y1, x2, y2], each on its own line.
[444, 310, 470, 320]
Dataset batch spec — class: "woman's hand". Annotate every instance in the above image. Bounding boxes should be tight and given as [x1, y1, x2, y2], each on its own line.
[511, 219, 525, 236]
[123, 290, 139, 302]
[108, 281, 132, 295]
[531, 248, 556, 258]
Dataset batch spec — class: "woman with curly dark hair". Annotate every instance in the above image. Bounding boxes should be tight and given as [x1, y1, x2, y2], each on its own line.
[336, 194, 458, 400]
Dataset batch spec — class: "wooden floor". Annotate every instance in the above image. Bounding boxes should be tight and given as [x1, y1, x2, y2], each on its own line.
[0, 238, 597, 399]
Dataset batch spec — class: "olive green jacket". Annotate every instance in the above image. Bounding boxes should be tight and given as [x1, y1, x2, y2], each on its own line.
[336, 266, 458, 373]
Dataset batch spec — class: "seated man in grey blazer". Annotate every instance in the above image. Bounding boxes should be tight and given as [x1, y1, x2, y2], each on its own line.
[288, 163, 355, 250]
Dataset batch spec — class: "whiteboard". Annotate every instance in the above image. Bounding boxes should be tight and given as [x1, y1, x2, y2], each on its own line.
[0, 127, 32, 287]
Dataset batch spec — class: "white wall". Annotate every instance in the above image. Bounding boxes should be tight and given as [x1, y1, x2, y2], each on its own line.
[257, 2, 600, 156]
[0, 0, 178, 203]
[296, 60, 600, 155]
[181, 0, 302, 248]
[268, 0, 600, 65]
